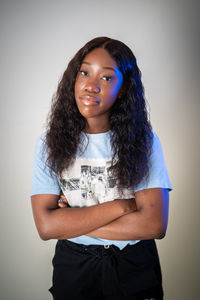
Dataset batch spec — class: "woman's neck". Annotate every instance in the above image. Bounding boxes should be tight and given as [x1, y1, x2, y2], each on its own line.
[84, 127, 110, 134]
[84, 118, 110, 134]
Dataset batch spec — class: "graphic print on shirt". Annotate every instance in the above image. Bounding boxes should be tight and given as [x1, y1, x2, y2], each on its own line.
[59, 158, 134, 207]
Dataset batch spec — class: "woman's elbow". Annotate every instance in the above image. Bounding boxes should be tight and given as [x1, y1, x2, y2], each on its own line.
[154, 223, 167, 239]
[37, 227, 50, 241]
[39, 231, 51, 241]
[35, 221, 53, 241]
[155, 231, 166, 240]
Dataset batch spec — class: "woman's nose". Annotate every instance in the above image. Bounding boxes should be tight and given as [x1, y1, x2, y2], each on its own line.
[85, 79, 100, 93]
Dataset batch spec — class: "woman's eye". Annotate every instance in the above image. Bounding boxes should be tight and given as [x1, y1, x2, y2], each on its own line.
[80, 70, 88, 76]
[102, 76, 112, 81]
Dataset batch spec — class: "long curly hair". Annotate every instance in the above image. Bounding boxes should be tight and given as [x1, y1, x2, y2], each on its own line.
[45, 36, 153, 190]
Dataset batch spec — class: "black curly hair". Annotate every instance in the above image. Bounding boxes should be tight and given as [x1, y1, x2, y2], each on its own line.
[45, 36, 153, 190]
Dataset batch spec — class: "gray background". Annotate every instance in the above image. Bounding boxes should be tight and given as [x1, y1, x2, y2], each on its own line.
[0, 0, 199, 299]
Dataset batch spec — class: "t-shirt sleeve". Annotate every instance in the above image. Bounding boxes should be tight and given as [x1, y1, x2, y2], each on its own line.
[134, 131, 172, 193]
[30, 134, 61, 196]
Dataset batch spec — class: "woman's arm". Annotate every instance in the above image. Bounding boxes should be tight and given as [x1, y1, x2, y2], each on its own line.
[31, 194, 136, 241]
[86, 188, 169, 240]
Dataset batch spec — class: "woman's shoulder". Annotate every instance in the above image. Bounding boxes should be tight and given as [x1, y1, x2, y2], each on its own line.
[36, 131, 47, 144]
[149, 130, 167, 166]
[34, 132, 48, 158]
[151, 130, 162, 149]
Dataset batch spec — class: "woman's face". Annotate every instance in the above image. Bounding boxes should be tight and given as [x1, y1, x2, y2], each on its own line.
[74, 48, 123, 123]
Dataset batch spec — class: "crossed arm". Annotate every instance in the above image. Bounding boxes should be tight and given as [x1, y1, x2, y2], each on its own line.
[31, 188, 169, 241]
[86, 188, 169, 240]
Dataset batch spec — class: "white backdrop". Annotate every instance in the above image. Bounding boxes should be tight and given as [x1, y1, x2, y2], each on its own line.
[0, 0, 199, 299]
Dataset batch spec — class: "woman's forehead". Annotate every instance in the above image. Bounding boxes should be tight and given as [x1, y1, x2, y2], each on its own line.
[81, 48, 121, 74]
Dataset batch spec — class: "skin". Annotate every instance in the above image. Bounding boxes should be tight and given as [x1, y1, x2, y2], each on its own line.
[31, 195, 137, 240]
[59, 188, 169, 240]
[31, 47, 169, 241]
[74, 48, 124, 133]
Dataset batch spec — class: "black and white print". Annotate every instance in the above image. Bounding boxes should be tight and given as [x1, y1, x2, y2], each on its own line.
[59, 158, 134, 207]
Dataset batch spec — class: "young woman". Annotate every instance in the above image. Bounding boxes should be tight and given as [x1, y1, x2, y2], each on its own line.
[31, 36, 172, 300]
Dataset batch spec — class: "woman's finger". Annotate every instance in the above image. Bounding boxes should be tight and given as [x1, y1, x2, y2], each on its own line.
[60, 194, 68, 204]
[58, 201, 68, 208]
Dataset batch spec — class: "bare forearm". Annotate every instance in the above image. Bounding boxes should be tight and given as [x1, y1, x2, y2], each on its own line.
[86, 211, 166, 240]
[36, 199, 134, 240]
[51, 189, 168, 241]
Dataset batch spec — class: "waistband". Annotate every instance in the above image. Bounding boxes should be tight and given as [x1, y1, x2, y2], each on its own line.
[58, 238, 155, 257]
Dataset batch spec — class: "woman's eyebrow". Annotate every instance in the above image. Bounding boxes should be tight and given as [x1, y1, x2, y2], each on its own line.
[82, 61, 116, 72]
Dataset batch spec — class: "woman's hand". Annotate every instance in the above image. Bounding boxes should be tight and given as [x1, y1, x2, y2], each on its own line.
[58, 194, 136, 213]
[58, 193, 69, 208]
[119, 198, 137, 214]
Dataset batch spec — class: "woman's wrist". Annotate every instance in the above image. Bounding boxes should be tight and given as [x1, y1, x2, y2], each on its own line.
[115, 198, 137, 216]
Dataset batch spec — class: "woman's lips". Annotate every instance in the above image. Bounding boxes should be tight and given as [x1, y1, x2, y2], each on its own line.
[79, 96, 100, 106]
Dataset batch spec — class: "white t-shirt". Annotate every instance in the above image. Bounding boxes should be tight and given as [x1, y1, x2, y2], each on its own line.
[31, 130, 172, 249]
